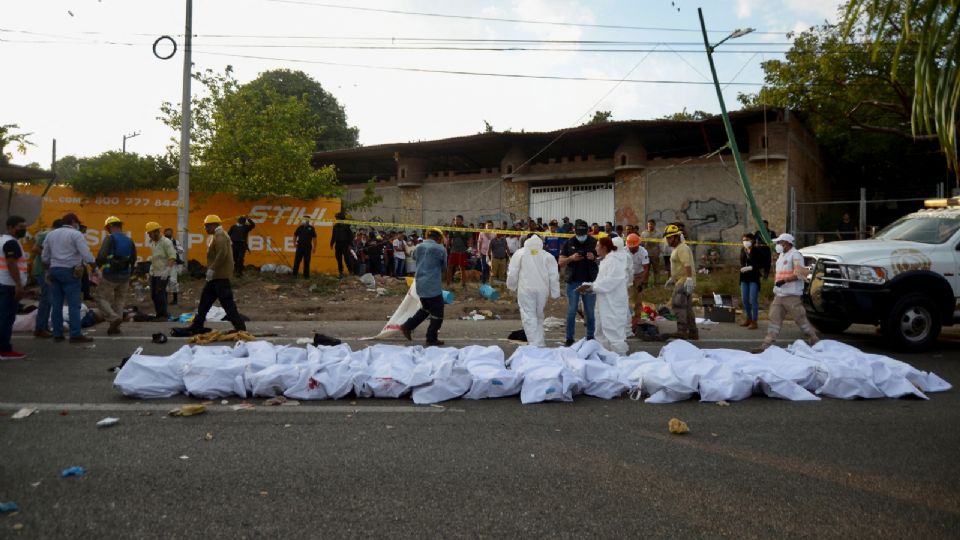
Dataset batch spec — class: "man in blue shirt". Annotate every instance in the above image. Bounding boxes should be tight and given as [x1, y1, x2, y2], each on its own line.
[543, 220, 564, 260]
[401, 228, 447, 346]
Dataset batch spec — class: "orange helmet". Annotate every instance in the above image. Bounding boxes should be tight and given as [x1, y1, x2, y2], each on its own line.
[626, 233, 641, 248]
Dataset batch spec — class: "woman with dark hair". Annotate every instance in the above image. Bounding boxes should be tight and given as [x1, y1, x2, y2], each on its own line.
[739, 232, 762, 329]
[577, 236, 630, 354]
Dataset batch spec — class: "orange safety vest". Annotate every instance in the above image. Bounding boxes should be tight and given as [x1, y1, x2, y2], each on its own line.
[0, 234, 28, 287]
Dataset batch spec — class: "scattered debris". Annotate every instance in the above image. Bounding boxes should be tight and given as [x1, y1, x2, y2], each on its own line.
[11, 408, 37, 420]
[168, 404, 207, 417]
[668, 417, 690, 435]
[61, 466, 86, 478]
[220, 399, 229, 405]
[29, 482, 40, 488]
[138, 412, 153, 416]
[179, 455, 189, 460]
[0, 502, 18, 514]
[716, 400, 731, 407]
[295, 337, 312, 345]
[259, 491, 269, 497]
[96, 417, 120, 428]
[59, 410, 69, 416]
[262, 396, 287, 406]
[385, 425, 395, 430]
[283, 424, 291, 428]
[12, 523, 23, 531]
[203, 432, 214, 441]
[231, 403, 255, 411]
[151, 333, 168, 344]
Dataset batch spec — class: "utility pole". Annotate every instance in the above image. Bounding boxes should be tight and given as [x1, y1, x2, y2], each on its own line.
[177, 0, 193, 256]
[697, 8, 770, 245]
[122, 131, 140, 153]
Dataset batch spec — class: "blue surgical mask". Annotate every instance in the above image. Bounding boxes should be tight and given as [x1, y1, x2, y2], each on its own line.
[576, 235, 587, 242]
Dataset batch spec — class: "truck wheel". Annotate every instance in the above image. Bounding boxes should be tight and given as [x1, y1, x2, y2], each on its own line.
[882, 293, 941, 351]
[807, 317, 851, 335]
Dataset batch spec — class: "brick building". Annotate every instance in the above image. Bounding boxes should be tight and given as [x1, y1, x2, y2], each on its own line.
[313, 108, 828, 252]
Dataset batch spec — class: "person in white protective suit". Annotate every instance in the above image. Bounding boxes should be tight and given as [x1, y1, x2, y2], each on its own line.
[577, 236, 631, 354]
[506, 234, 560, 347]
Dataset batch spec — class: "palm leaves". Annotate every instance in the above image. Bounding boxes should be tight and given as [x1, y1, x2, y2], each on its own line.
[844, 0, 960, 182]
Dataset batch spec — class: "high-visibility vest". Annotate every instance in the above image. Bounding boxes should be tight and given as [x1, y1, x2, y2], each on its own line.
[0, 234, 28, 287]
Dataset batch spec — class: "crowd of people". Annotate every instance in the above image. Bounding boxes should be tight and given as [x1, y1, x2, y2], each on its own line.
[0, 209, 818, 360]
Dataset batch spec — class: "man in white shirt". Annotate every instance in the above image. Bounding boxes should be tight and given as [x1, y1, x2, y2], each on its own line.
[755, 233, 819, 351]
[505, 232, 519, 257]
[391, 234, 406, 278]
[625, 233, 650, 322]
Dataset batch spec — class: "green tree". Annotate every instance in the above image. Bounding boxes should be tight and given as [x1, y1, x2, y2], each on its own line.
[739, 18, 948, 194]
[244, 69, 359, 151]
[0, 124, 34, 165]
[661, 108, 712, 121]
[159, 66, 351, 201]
[53, 155, 81, 183]
[844, 0, 959, 181]
[68, 151, 176, 195]
[585, 110, 613, 125]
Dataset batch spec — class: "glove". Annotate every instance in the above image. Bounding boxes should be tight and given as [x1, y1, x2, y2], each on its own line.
[664, 277, 675, 290]
[740, 266, 753, 273]
[775, 280, 786, 287]
[684, 277, 695, 295]
[205, 269, 214, 282]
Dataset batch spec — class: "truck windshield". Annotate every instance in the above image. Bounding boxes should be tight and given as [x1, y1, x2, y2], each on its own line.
[873, 215, 960, 244]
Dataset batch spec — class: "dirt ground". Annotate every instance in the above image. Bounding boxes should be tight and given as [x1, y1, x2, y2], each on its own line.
[125, 267, 755, 323]
[129, 272, 562, 322]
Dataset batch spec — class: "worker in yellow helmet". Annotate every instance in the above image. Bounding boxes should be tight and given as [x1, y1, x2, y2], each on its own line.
[663, 223, 698, 340]
[94, 215, 136, 335]
[145, 221, 176, 321]
[177, 214, 246, 335]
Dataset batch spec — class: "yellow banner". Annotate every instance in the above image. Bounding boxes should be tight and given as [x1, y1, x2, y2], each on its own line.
[23, 186, 341, 273]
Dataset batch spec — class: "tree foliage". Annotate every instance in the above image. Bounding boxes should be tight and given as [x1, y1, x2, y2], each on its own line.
[160, 66, 351, 201]
[0, 124, 34, 165]
[843, 0, 959, 181]
[67, 151, 176, 195]
[585, 110, 613, 125]
[661, 108, 712, 121]
[739, 15, 949, 192]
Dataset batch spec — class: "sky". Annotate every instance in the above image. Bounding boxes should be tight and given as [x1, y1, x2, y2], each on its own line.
[2, 0, 843, 167]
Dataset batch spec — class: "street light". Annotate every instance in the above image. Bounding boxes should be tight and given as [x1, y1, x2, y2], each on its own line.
[697, 8, 770, 244]
[122, 131, 141, 153]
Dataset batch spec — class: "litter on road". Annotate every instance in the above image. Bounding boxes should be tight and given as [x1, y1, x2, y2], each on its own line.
[11, 407, 37, 420]
[669, 418, 690, 434]
[167, 404, 207, 417]
[96, 417, 119, 428]
[112, 338, 952, 405]
[61, 466, 86, 478]
[0, 501, 18, 513]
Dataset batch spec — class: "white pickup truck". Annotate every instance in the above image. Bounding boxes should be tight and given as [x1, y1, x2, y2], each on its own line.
[800, 200, 960, 351]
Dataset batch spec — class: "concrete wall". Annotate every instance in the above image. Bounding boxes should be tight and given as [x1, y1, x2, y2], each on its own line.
[421, 177, 502, 226]
[785, 116, 830, 245]
[343, 183, 401, 223]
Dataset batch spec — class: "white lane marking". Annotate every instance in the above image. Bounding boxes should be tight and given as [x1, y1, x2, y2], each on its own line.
[0, 402, 458, 414]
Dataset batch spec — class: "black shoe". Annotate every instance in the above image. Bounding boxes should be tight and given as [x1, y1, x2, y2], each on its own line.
[400, 325, 412, 341]
[425, 339, 445, 347]
[564, 339, 575, 347]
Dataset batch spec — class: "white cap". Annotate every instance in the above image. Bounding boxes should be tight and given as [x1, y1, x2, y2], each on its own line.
[773, 233, 796, 245]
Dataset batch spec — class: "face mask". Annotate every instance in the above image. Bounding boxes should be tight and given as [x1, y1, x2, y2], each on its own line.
[14, 229, 26, 239]
[576, 235, 587, 242]
[742, 240, 752, 248]
[775, 244, 785, 254]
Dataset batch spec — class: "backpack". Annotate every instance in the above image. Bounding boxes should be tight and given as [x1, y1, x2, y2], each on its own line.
[106, 232, 135, 276]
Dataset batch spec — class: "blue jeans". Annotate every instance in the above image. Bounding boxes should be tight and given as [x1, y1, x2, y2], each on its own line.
[49, 266, 83, 338]
[0, 285, 16, 352]
[34, 279, 52, 333]
[480, 256, 490, 284]
[394, 258, 406, 278]
[740, 281, 760, 321]
[565, 281, 596, 341]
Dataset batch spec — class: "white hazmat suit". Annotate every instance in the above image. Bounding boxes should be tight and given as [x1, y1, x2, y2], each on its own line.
[506, 235, 561, 347]
[583, 244, 631, 355]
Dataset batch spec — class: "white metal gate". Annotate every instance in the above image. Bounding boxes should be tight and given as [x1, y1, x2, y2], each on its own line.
[529, 183, 614, 225]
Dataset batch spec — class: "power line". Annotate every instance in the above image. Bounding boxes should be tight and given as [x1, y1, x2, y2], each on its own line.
[260, 0, 787, 35]
[193, 50, 764, 85]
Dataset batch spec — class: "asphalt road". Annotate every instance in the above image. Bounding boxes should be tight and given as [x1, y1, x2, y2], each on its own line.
[1, 320, 958, 538]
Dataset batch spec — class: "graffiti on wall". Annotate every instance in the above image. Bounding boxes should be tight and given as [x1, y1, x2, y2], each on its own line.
[650, 198, 743, 242]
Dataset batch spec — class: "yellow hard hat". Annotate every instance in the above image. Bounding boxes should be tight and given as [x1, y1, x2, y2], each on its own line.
[104, 216, 122, 227]
[426, 227, 445, 243]
[664, 224, 682, 238]
[203, 214, 222, 225]
[145, 221, 161, 233]
[596, 231, 609, 239]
